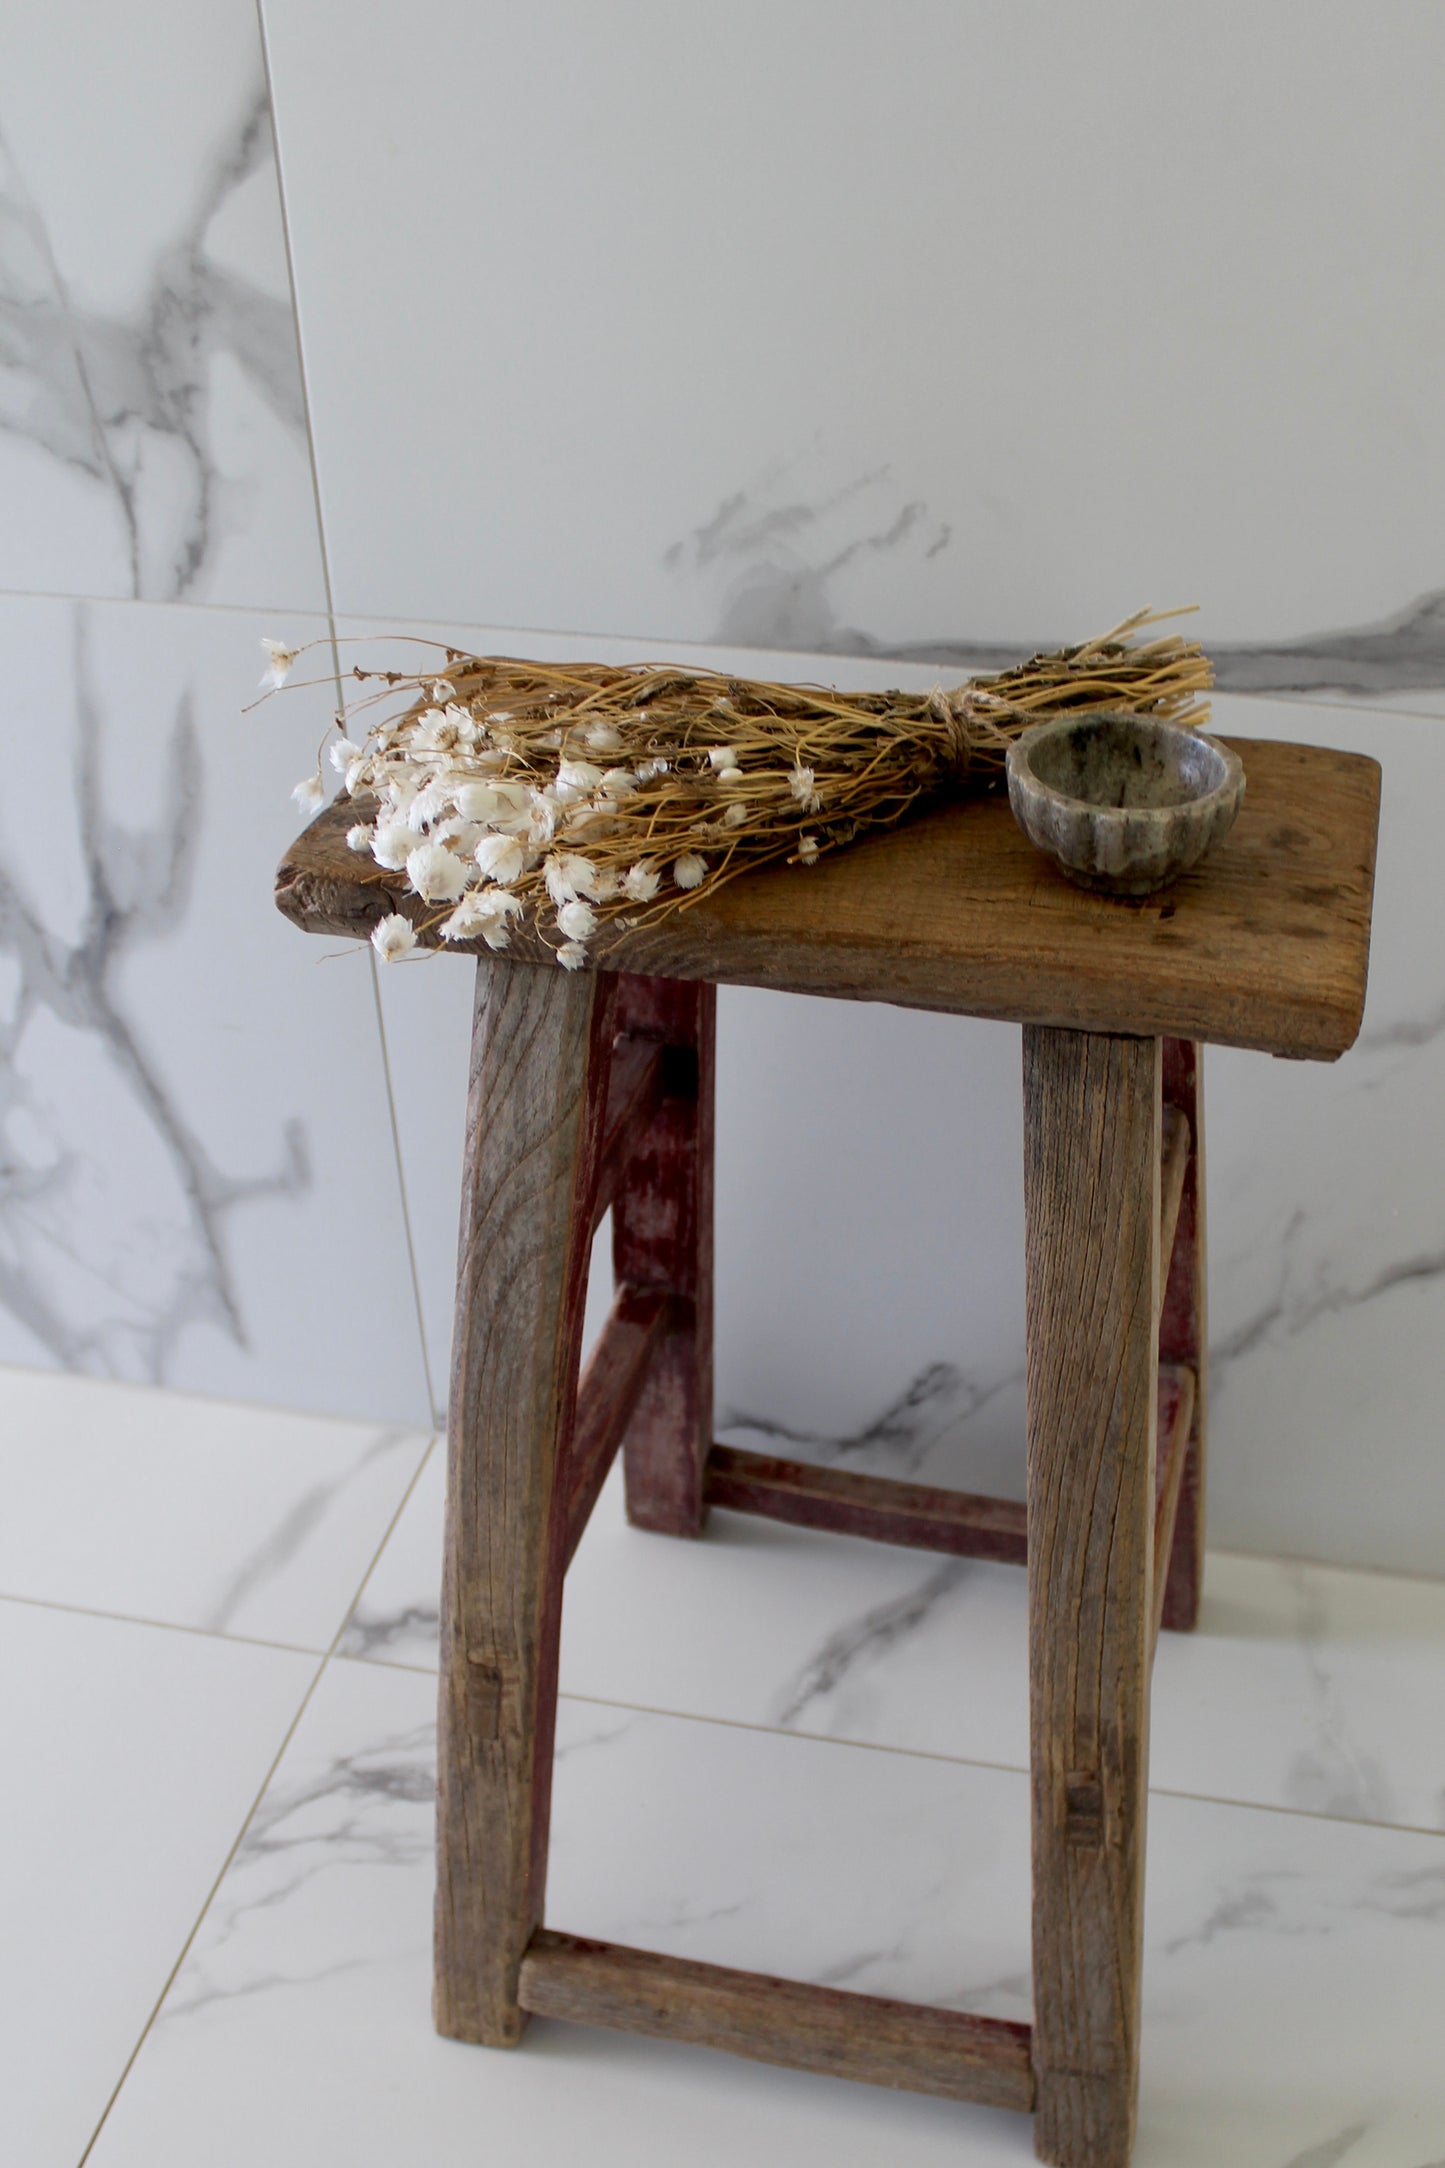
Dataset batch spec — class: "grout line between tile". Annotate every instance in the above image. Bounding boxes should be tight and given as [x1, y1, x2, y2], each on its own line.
[0, 1586, 328, 1661]
[368, 953, 441, 1426]
[318, 1656, 1445, 1849]
[77, 1430, 443, 2164]
[254, 0, 438, 1434]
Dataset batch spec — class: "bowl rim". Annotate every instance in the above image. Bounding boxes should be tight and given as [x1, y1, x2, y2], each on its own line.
[1006, 711, 1242, 822]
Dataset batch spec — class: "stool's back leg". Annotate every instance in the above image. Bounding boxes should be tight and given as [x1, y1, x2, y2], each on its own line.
[611, 976, 715, 1538]
[434, 957, 616, 2047]
[1023, 1027, 1161, 2168]
[1159, 1038, 1207, 1633]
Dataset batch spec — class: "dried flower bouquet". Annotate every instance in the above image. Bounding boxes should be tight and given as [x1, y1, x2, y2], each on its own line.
[269, 610, 1213, 967]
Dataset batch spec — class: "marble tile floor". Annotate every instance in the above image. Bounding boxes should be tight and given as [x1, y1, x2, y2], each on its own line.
[5, 1360, 1445, 2168]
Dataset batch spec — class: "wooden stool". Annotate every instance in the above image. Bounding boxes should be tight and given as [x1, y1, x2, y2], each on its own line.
[278, 735, 1380, 2168]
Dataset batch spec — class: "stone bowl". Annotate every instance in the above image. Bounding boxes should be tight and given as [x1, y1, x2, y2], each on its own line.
[1005, 711, 1246, 896]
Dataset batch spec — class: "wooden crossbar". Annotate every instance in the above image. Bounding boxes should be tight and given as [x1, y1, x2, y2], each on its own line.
[705, 1362, 1193, 1599]
[565, 1285, 670, 1566]
[518, 1930, 1036, 2112]
[706, 1447, 1029, 1564]
[590, 1034, 665, 1231]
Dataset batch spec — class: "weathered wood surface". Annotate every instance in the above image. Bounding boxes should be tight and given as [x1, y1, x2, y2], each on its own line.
[611, 977, 715, 1537]
[706, 1445, 1029, 1563]
[518, 1930, 1036, 2112]
[433, 959, 616, 2047]
[1159, 1038, 1208, 1634]
[1023, 1026, 1160, 2168]
[277, 738, 1381, 1058]
[1158, 1106, 1190, 1286]
[591, 1035, 664, 1231]
[1152, 1364, 1197, 1650]
[563, 1285, 669, 1567]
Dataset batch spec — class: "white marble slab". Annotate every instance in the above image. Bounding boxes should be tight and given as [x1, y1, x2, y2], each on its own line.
[0, 1595, 315, 2168]
[0, 594, 431, 1426]
[265, 2, 1444, 686]
[87, 1654, 1445, 2166]
[0, 0, 326, 609]
[0, 1363, 431, 1649]
[342, 1449, 1445, 1839]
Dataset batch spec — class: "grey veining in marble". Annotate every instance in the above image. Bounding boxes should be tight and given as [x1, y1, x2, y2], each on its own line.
[670, 471, 1445, 694]
[0, 86, 311, 601]
[720, 1355, 1025, 1484]
[0, 606, 307, 1378]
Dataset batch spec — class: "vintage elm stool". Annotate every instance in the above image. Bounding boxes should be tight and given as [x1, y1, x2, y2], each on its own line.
[278, 733, 1380, 2168]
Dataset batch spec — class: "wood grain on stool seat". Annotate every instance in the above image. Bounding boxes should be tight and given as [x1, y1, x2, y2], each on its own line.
[278, 737, 1380, 1059]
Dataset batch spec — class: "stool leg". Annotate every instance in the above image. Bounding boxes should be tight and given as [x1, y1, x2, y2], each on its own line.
[1159, 1038, 1207, 1633]
[434, 957, 616, 2046]
[611, 976, 715, 1538]
[1023, 1026, 1161, 2168]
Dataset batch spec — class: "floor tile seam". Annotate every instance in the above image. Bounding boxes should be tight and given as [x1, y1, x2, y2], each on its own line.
[78, 1434, 444, 2162]
[325, 1659, 1445, 1842]
[75, 1639, 332, 2167]
[0, 1586, 329, 1661]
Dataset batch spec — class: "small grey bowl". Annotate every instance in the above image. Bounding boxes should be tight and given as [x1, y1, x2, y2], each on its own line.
[1005, 712, 1245, 896]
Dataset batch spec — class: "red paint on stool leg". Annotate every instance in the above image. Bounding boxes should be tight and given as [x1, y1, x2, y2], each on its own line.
[1159, 1037, 1207, 1632]
[610, 976, 715, 1536]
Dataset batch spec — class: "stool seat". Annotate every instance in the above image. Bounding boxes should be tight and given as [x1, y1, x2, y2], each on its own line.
[277, 726, 1382, 2168]
[278, 735, 1379, 1058]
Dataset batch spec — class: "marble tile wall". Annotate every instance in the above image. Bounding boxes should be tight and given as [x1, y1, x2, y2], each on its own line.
[3, 2, 1442, 1566]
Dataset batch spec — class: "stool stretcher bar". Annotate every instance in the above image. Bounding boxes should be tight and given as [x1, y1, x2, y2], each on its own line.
[519, 1930, 1037, 2113]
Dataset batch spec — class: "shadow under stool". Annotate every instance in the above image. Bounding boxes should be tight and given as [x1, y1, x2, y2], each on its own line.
[278, 733, 1380, 2168]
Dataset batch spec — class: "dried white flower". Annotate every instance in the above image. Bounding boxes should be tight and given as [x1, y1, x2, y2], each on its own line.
[430, 679, 455, 702]
[474, 832, 526, 885]
[291, 772, 324, 813]
[798, 832, 821, 865]
[789, 765, 821, 813]
[722, 801, 747, 829]
[329, 736, 364, 774]
[591, 868, 621, 902]
[556, 941, 589, 970]
[623, 861, 661, 903]
[371, 819, 417, 871]
[584, 722, 623, 753]
[554, 759, 605, 804]
[526, 791, 560, 845]
[556, 898, 597, 940]
[440, 889, 521, 946]
[371, 912, 416, 962]
[601, 768, 638, 799]
[673, 853, 707, 890]
[637, 758, 671, 781]
[406, 776, 456, 831]
[344, 757, 369, 795]
[413, 709, 459, 753]
[545, 853, 601, 905]
[708, 745, 739, 771]
[717, 765, 745, 786]
[346, 823, 374, 853]
[405, 841, 468, 903]
[261, 638, 301, 689]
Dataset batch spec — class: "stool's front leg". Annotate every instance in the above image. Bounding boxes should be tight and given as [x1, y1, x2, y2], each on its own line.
[434, 957, 616, 2047]
[1023, 1027, 1161, 2168]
